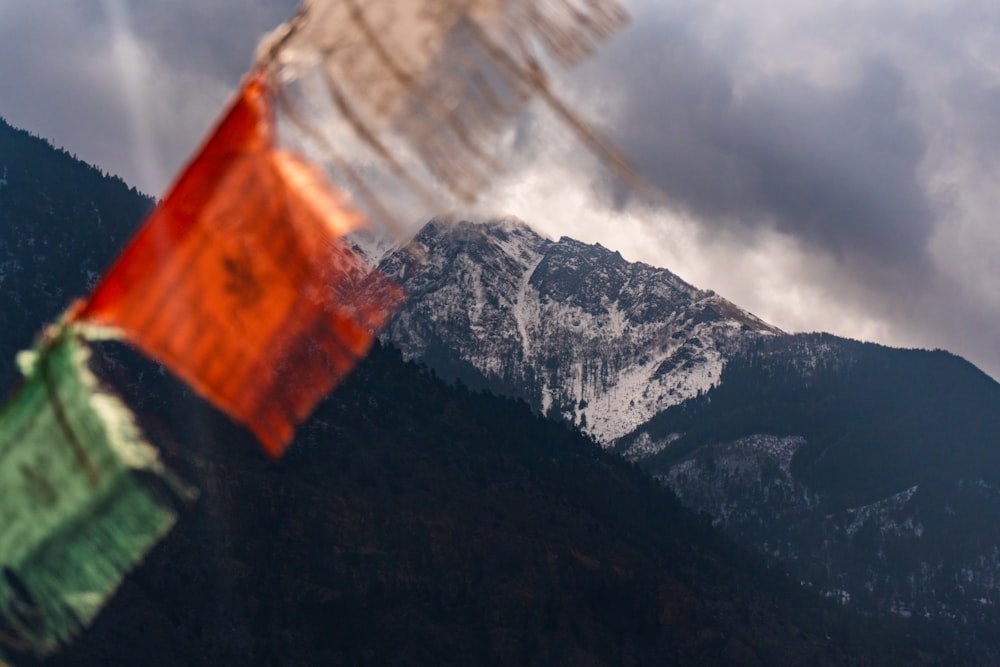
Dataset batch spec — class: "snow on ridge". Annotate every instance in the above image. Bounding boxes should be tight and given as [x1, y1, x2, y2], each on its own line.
[660, 434, 813, 522]
[490, 226, 547, 266]
[845, 485, 921, 538]
[513, 254, 544, 362]
[733, 434, 805, 473]
[432, 215, 548, 245]
[383, 216, 783, 447]
[481, 214, 537, 236]
[348, 227, 401, 266]
[582, 349, 723, 443]
[623, 432, 682, 462]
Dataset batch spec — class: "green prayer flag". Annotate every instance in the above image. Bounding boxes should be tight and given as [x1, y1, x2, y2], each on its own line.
[0, 329, 193, 659]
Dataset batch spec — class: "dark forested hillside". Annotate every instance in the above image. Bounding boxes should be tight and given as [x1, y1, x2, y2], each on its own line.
[622, 333, 1000, 659]
[4, 342, 952, 666]
[0, 117, 151, 387]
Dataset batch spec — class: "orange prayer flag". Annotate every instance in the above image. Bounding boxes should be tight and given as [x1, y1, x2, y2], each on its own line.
[73, 73, 404, 457]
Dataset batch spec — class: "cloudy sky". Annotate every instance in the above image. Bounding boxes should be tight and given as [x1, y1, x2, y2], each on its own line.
[1, 0, 998, 380]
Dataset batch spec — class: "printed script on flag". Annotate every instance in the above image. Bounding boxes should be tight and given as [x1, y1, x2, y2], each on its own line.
[74, 74, 404, 457]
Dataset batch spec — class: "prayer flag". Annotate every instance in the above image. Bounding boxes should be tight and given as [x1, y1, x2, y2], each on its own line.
[256, 0, 632, 214]
[74, 74, 404, 457]
[0, 329, 193, 659]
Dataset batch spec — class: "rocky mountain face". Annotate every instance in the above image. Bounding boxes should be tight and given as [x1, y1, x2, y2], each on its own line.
[377, 218, 1000, 659]
[378, 217, 780, 443]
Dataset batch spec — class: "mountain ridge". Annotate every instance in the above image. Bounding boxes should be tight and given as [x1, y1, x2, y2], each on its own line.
[375, 216, 1000, 658]
[378, 217, 781, 443]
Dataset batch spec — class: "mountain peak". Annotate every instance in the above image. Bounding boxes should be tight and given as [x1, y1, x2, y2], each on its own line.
[377, 214, 1000, 652]
[379, 217, 779, 442]
[417, 216, 545, 246]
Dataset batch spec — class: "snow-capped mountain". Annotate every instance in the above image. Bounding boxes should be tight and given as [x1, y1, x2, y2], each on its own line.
[377, 217, 780, 443]
[376, 217, 1000, 659]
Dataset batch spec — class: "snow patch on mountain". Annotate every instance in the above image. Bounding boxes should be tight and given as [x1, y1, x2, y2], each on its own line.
[664, 434, 806, 489]
[582, 346, 724, 443]
[512, 253, 544, 362]
[659, 434, 815, 530]
[844, 485, 922, 538]
[622, 432, 682, 462]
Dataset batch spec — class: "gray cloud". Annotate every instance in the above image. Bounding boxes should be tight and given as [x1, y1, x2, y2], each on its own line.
[534, 1, 1000, 379]
[120, 1, 295, 85]
[592, 17, 933, 277]
[0, 0, 997, 380]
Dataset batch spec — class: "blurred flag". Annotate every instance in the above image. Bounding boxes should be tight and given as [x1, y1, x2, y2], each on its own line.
[74, 74, 404, 457]
[256, 0, 632, 218]
[0, 329, 193, 659]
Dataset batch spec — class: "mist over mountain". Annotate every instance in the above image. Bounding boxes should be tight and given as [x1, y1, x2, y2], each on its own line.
[1, 114, 963, 664]
[375, 217, 1000, 659]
